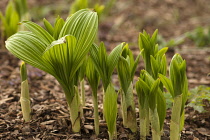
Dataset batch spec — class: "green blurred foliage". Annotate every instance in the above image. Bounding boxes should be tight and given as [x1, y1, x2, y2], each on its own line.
[187, 85, 210, 113]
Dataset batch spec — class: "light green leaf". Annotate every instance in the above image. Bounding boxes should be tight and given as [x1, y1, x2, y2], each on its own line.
[86, 57, 100, 95]
[21, 21, 55, 45]
[157, 89, 166, 130]
[43, 18, 54, 36]
[117, 56, 131, 94]
[103, 84, 118, 137]
[149, 79, 160, 110]
[159, 74, 174, 98]
[107, 43, 123, 78]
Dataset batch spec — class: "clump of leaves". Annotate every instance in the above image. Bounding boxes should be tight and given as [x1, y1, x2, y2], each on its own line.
[187, 85, 210, 113]
[6, 9, 98, 132]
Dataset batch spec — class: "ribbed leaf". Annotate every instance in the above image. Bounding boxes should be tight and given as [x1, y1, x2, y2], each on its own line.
[107, 43, 123, 78]
[43, 18, 54, 36]
[151, 29, 158, 47]
[149, 79, 160, 110]
[103, 84, 118, 137]
[43, 35, 77, 83]
[136, 79, 146, 108]
[159, 74, 174, 98]
[117, 56, 131, 94]
[131, 53, 140, 79]
[86, 57, 100, 95]
[53, 17, 65, 39]
[21, 21, 55, 45]
[157, 89, 166, 130]
[6, 31, 55, 75]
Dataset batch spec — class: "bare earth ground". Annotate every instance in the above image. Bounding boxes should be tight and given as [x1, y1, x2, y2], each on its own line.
[0, 0, 210, 139]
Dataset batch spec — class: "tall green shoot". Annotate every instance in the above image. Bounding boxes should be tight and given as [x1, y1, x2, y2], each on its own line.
[138, 30, 167, 139]
[159, 54, 188, 140]
[117, 44, 140, 132]
[136, 70, 166, 140]
[90, 42, 123, 138]
[86, 57, 100, 135]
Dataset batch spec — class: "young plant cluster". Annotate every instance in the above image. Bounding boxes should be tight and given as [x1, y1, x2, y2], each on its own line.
[6, 9, 188, 140]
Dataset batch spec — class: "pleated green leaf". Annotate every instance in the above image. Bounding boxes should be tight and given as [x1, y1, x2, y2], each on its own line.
[149, 79, 160, 110]
[53, 17, 65, 39]
[107, 43, 124, 78]
[151, 29, 158, 47]
[159, 74, 174, 98]
[6, 31, 55, 75]
[43, 18, 54, 36]
[157, 89, 166, 130]
[103, 84, 118, 138]
[86, 57, 100, 95]
[21, 21, 55, 45]
[117, 56, 131, 94]
[136, 79, 146, 108]
[90, 42, 123, 91]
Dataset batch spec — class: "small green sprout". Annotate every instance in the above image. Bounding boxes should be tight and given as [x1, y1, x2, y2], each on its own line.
[6, 9, 98, 132]
[20, 61, 31, 122]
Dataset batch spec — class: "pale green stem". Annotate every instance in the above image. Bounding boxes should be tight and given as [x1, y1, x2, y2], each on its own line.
[80, 79, 85, 106]
[66, 86, 82, 133]
[170, 95, 182, 140]
[108, 126, 117, 140]
[121, 82, 137, 132]
[145, 102, 150, 136]
[102, 88, 105, 121]
[139, 104, 147, 140]
[93, 93, 99, 135]
[149, 108, 161, 140]
[20, 79, 31, 122]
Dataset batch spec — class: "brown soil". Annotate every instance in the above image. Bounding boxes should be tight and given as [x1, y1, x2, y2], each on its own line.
[0, 0, 210, 139]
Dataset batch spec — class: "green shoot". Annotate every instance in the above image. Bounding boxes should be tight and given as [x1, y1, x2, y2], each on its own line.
[159, 54, 188, 140]
[90, 42, 123, 137]
[20, 61, 31, 122]
[86, 57, 100, 135]
[136, 70, 166, 140]
[117, 44, 140, 132]
[103, 84, 118, 140]
[138, 29, 167, 137]
[6, 9, 98, 132]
